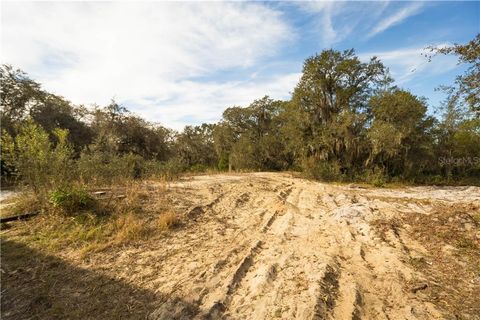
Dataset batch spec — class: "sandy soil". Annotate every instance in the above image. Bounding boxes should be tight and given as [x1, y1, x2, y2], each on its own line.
[2, 173, 480, 319]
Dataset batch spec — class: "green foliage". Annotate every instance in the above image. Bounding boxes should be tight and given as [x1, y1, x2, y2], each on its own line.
[368, 121, 403, 158]
[217, 152, 229, 171]
[141, 157, 189, 180]
[302, 158, 341, 182]
[175, 123, 217, 167]
[230, 136, 261, 170]
[0, 65, 93, 152]
[1, 121, 74, 193]
[1, 35, 479, 187]
[49, 187, 96, 215]
[160, 158, 188, 180]
[189, 163, 209, 172]
[77, 151, 145, 185]
[0, 65, 43, 135]
[89, 101, 172, 161]
[448, 118, 480, 177]
[368, 89, 434, 177]
[367, 167, 387, 187]
[216, 96, 293, 171]
[290, 49, 391, 175]
[429, 34, 479, 115]
[451, 119, 480, 158]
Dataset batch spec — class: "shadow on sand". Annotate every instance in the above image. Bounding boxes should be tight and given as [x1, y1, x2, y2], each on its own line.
[1, 240, 199, 320]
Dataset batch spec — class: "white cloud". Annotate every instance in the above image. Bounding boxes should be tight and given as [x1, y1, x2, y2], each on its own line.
[367, 2, 424, 39]
[359, 44, 458, 84]
[297, 1, 347, 46]
[298, 1, 338, 46]
[297, 1, 390, 47]
[1, 2, 294, 129]
[129, 72, 302, 130]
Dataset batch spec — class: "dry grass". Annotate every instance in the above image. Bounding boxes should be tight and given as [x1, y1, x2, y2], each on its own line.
[381, 202, 480, 318]
[157, 210, 179, 231]
[1, 180, 179, 257]
[78, 212, 151, 257]
[0, 191, 42, 218]
[113, 212, 147, 242]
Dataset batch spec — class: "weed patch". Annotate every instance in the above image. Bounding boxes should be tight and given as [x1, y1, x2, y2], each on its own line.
[49, 187, 97, 215]
[158, 211, 179, 231]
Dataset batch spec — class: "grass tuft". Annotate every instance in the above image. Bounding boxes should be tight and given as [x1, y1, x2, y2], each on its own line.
[49, 187, 96, 215]
[112, 212, 148, 243]
[158, 211, 179, 231]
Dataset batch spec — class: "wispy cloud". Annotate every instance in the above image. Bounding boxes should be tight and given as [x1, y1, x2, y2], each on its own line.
[359, 44, 458, 84]
[298, 1, 339, 46]
[367, 3, 424, 39]
[1, 2, 294, 129]
[297, 1, 390, 47]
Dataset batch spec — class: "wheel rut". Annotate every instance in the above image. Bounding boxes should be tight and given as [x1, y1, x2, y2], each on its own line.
[146, 173, 456, 320]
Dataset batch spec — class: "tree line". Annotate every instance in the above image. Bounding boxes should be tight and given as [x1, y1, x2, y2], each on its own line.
[1, 35, 479, 186]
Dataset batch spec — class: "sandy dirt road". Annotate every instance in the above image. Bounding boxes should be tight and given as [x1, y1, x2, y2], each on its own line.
[2, 173, 479, 319]
[132, 173, 479, 319]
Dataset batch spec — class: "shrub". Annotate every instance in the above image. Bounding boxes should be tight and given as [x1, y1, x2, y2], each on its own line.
[77, 150, 189, 184]
[302, 157, 341, 182]
[419, 174, 445, 185]
[77, 151, 145, 185]
[189, 163, 209, 172]
[217, 153, 229, 171]
[230, 137, 261, 170]
[49, 187, 96, 215]
[1, 122, 74, 193]
[367, 167, 387, 187]
[161, 158, 187, 180]
[142, 158, 188, 180]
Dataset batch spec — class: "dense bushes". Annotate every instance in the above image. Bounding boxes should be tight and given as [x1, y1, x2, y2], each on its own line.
[1, 121, 74, 193]
[302, 158, 342, 182]
[0, 121, 191, 222]
[77, 152, 146, 185]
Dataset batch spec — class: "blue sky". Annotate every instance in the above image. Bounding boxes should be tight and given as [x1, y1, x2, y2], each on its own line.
[1, 1, 479, 129]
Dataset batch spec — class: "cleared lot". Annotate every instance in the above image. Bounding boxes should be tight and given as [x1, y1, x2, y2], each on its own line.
[2, 173, 479, 319]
